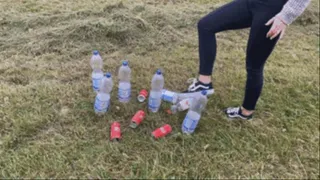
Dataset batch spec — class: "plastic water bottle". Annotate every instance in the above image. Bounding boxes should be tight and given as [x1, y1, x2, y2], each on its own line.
[178, 89, 214, 101]
[118, 60, 131, 103]
[170, 98, 193, 114]
[94, 73, 113, 115]
[181, 90, 208, 134]
[148, 69, 164, 112]
[161, 89, 179, 104]
[90, 50, 104, 92]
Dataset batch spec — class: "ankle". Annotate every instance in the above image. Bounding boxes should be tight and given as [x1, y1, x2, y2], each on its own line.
[241, 107, 254, 116]
[198, 75, 211, 84]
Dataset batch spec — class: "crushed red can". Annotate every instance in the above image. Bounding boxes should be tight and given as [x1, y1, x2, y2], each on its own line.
[137, 89, 148, 102]
[130, 110, 145, 128]
[152, 124, 172, 139]
[110, 122, 121, 142]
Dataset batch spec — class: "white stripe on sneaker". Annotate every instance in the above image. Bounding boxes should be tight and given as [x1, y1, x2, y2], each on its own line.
[189, 85, 210, 92]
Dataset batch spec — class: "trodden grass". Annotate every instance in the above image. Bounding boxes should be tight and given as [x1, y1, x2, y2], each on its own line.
[0, 0, 319, 178]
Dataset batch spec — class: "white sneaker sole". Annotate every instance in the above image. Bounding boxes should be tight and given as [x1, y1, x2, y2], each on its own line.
[227, 115, 252, 121]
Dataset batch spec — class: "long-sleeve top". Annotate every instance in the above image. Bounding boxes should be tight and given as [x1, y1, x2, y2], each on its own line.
[277, 0, 311, 25]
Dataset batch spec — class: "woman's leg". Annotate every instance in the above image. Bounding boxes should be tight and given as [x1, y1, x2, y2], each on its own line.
[241, 1, 287, 112]
[185, 0, 252, 93]
[198, 0, 252, 78]
[225, 0, 288, 120]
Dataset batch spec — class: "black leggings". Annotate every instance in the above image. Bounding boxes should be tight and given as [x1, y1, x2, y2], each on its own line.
[198, 0, 287, 110]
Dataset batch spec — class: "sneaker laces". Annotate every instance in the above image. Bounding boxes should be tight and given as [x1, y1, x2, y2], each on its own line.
[187, 78, 198, 91]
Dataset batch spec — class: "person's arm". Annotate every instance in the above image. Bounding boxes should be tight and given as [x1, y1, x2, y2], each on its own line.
[276, 0, 311, 25]
[266, 0, 311, 40]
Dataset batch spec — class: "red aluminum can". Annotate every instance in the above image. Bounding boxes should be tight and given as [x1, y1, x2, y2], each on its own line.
[130, 110, 145, 128]
[110, 122, 121, 142]
[137, 89, 148, 102]
[152, 124, 172, 139]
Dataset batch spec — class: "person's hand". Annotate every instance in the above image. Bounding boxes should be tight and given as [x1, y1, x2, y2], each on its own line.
[265, 16, 287, 40]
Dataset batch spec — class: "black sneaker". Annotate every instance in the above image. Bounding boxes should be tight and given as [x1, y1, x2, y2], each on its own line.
[224, 107, 253, 120]
[182, 78, 214, 95]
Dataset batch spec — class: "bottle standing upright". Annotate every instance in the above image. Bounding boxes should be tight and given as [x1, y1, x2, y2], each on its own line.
[94, 73, 113, 115]
[181, 90, 208, 134]
[148, 69, 164, 113]
[90, 50, 104, 92]
[118, 60, 131, 103]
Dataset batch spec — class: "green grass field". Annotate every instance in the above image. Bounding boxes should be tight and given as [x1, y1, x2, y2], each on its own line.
[0, 0, 319, 178]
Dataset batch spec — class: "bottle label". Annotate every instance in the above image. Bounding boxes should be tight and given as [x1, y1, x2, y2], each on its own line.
[179, 98, 192, 111]
[160, 127, 166, 134]
[113, 127, 120, 132]
[94, 96, 110, 113]
[148, 97, 161, 111]
[92, 77, 103, 91]
[162, 90, 175, 103]
[182, 116, 198, 132]
[118, 88, 131, 101]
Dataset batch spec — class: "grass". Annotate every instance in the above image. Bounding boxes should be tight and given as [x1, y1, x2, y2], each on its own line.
[0, 0, 319, 178]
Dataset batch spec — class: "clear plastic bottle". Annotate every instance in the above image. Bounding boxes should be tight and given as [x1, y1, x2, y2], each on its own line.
[148, 69, 164, 113]
[170, 98, 193, 114]
[94, 73, 113, 115]
[90, 50, 104, 92]
[118, 60, 131, 103]
[161, 89, 179, 104]
[181, 90, 208, 134]
[177, 89, 214, 102]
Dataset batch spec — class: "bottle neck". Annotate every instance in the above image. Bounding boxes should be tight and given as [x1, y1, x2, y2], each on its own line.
[93, 68, 102, 72]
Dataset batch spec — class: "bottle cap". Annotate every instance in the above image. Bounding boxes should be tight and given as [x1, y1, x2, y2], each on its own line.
[156, 69, 162, 75]
[122, 61, 128, 66]
[201, 90, 207, 95]
[105, 73, 111, 78]
[93, 50, 99, 55]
